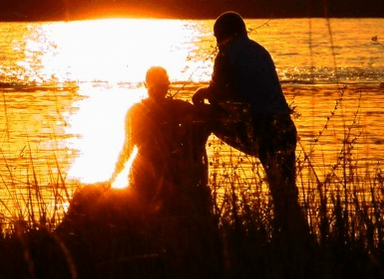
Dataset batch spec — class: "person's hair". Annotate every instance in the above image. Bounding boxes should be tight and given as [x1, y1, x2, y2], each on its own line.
[145, 66, 170, 100]
[213, 11, 247, 42]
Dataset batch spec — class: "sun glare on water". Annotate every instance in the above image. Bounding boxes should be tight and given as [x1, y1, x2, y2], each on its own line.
[16, 18, 211, 187]
[38, 18, 203, 84]
[65, 86, 145, 185]
[39, 19, 200, 185]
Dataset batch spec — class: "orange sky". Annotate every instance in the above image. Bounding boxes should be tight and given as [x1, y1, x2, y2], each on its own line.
[0, 0, 383, 21]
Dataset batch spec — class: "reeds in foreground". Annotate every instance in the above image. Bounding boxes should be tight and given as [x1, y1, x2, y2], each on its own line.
[1, 86, 384, 279]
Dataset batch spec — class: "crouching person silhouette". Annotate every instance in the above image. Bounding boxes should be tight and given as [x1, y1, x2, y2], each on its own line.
[111, 66, 222, 278]
[193, 12, 309, 246]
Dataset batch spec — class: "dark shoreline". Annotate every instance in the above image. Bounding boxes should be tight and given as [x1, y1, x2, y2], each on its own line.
[1, 0, 383, 22]
[1, 16, 383, 23]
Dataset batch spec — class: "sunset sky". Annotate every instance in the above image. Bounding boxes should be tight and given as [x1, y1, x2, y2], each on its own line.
[0, 0, 383, 21]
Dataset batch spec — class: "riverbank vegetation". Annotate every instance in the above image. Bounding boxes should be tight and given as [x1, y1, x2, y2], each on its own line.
[1, 85, 384, 279]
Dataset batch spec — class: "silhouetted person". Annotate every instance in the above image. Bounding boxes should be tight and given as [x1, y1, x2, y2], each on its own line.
[193, 12, 309, 242]
[112, 66, 211, 214]
[112, 67, 222, 278]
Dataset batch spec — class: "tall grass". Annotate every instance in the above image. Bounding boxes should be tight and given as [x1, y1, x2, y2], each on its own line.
[204, 83, 384, 278]
[1, 84, 384, 278]
[0, 141, 77, 231]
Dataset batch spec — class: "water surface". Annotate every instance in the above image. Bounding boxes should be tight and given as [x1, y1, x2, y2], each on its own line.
[0, 18, 383, 219]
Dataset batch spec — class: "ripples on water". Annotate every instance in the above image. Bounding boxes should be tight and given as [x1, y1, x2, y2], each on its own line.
[0, 18, 383, 221]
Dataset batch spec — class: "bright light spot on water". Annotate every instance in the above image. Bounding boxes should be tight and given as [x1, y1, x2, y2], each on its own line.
[26, 18, 214, 187]
[32, 18, 212, 84]
[66, 86, 146, 184]
[61, 202, 70, 214]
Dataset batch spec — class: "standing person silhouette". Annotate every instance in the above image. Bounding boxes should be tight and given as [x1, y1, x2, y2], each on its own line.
[193, 12, 309, 242]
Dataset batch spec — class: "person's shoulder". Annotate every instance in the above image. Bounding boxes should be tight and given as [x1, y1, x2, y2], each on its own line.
[129, 101, 144, 111]
[243, 38, 273, 63]
[127, 100, 148, 116]
[246, 38, 268, 53]
[228, 36, 266, 57]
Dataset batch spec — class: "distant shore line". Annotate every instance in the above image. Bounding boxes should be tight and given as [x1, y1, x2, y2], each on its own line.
[0, 15, 383, 23]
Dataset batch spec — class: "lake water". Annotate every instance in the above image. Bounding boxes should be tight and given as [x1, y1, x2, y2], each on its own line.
[0, 18, 383, 221]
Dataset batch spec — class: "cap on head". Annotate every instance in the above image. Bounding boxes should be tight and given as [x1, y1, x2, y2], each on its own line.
[145, 66, 170, 99]
[213, 11, 247, 42]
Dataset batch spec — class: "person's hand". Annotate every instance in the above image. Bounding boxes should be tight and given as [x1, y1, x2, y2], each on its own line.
[110, 171, 117, 184]
[192, 88, 209, 105]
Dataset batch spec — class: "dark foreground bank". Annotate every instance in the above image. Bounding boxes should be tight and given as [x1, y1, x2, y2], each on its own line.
[1, 181, 384, 279]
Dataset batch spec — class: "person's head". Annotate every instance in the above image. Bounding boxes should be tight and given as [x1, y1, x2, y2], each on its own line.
[213, 11, 247, 44]
[145, 66, 170, 100]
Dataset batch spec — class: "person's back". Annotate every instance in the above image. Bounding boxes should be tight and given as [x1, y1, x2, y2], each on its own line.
[130, 98, 208, 167]
[214, 35, 290, 115]
[129, 97, 210, 193]
[117, 68, 211, 214]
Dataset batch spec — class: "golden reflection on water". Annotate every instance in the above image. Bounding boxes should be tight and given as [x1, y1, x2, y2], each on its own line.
[1, 18, 383, 222]
[2, 19, 383, 187]
[66, 86, 146, 184]
[26, 18, 212, 185]
[34, 18, 211, 84]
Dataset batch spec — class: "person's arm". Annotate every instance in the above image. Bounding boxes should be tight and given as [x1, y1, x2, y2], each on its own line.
[111, 110, 135, 182]
[192, 51, 230, 106]
[192, 87, 211, 105]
